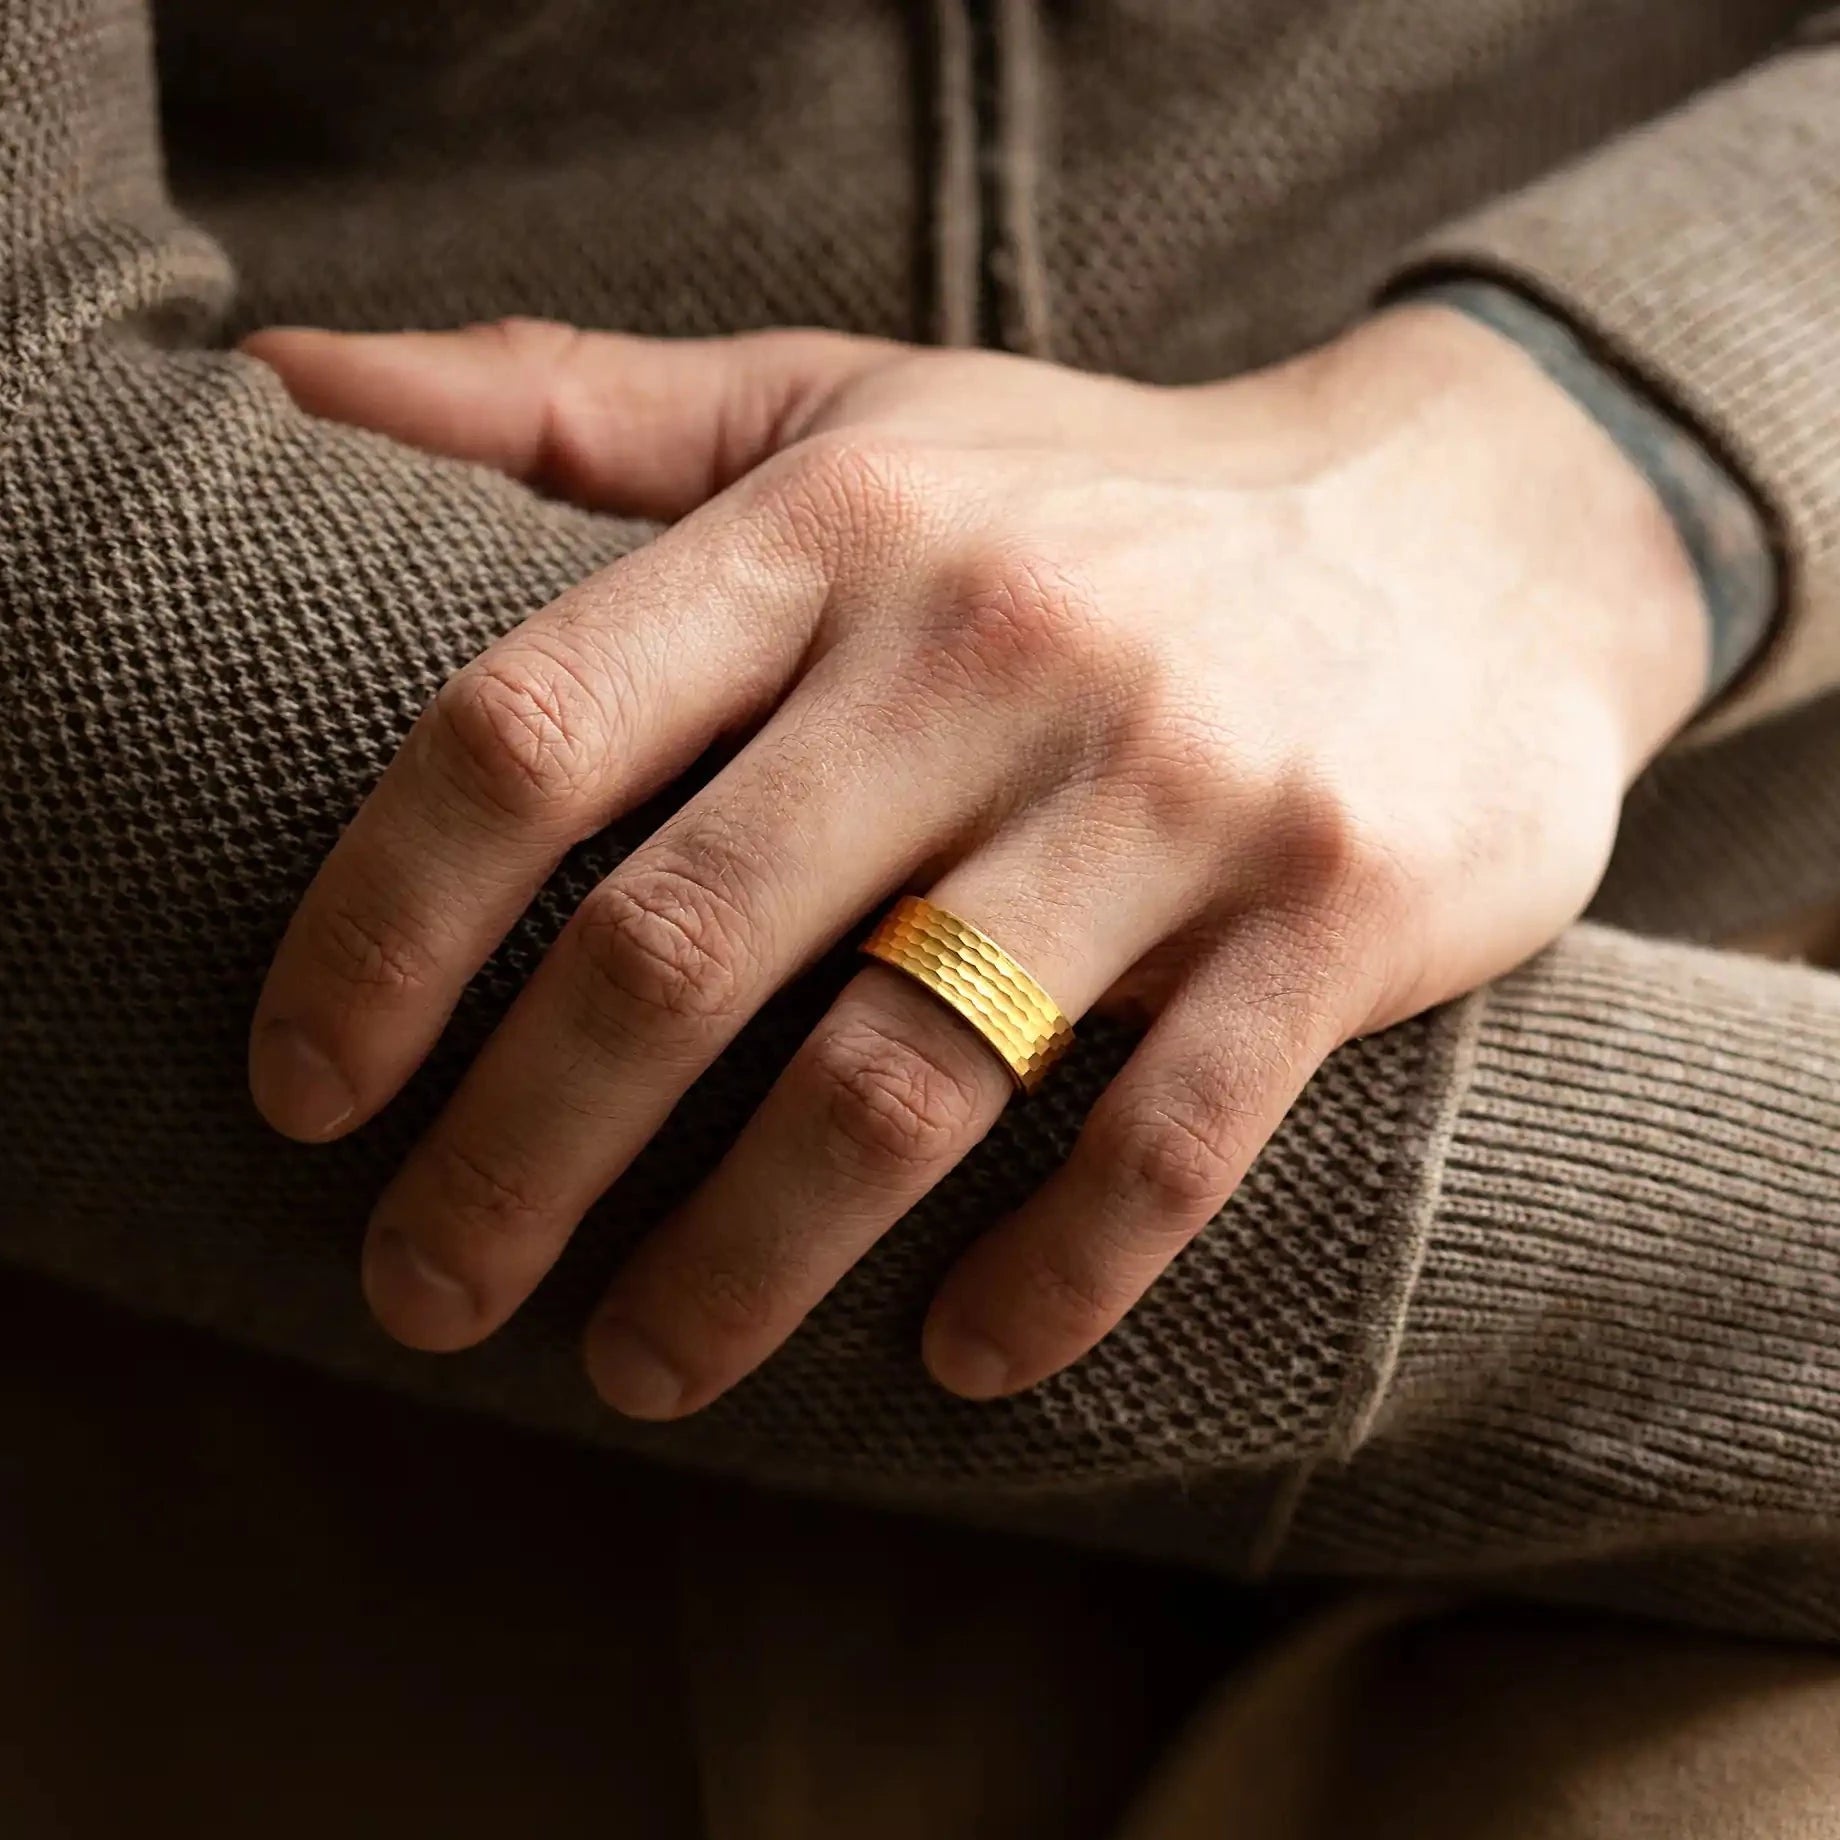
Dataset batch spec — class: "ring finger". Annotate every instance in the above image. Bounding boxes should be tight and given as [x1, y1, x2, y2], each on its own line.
[926, 907, 1365, 1398]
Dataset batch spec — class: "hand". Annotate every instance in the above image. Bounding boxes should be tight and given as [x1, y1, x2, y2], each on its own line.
[245, 310, 1706, 1416]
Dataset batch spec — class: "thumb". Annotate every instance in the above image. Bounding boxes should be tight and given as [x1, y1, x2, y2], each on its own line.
[240, 318, 896, 520]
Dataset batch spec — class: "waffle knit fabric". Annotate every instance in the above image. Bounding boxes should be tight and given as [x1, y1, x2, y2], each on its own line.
[4, 0, 1840, 1639]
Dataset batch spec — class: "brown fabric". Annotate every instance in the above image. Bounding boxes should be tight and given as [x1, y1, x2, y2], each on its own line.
[1278, 928, 1840, 1643]
[4, 0, 1840, 1643]
[11, 1273, 1840, 1840]
[1121, 1597, 1840, 1840]
[1025, 2, 1803, 382]
[0, 1268, 1201, 1840]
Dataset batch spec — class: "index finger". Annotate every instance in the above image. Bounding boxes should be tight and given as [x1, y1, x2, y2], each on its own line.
[248, 488, 829, 1142]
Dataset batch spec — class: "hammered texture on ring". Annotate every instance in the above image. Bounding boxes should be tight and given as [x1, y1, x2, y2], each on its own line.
[861, 895, 1074, 1094]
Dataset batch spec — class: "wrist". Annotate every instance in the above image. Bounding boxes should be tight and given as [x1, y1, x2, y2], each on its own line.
[1316, 300, 1715, 776]
[1404, 278, 1779, 706]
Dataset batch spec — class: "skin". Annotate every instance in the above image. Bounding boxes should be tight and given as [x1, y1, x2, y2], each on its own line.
[242, 307, 1708, 1418]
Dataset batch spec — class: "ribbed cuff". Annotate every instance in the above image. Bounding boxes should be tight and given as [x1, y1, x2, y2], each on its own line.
[1388, 39, 1840, 742]
[1592, 688, 1840, 945]
[1282, 925, 1840, 1610]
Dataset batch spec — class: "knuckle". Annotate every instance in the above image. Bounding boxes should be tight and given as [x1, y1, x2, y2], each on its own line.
[926, 543, 1107, 689]
[1107, 1087, 1247, 1215]
[806, 1016, 987, 1179]
[574, 858, 757, 1035]
[469, 320, 610, 495]
[1264, 776, 1410, 932]
[424, 1137, 550, 1245]
[769, 428, 933, 561]
[427, 645, 606, 825]
[308, 898, 436, 1001]
[656, 1254, 785, 1351]
[1102, 693, 1246, 842]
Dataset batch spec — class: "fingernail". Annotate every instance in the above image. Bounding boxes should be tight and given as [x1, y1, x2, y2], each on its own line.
[925, 1320, 1012, 1400]
[362, 1229, 478, 1350]
[588, 1321, 685, 1420]
[250, 1021, 356, 1141]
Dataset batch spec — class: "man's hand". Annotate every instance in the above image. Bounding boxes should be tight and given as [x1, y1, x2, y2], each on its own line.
[244, 311, 1707, 1416]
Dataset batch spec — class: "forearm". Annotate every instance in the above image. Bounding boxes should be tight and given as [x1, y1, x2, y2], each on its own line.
[21, 365, 1840, 1645]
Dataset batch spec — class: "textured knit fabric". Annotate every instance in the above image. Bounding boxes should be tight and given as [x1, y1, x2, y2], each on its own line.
[1278, 930, 1840, 1642]
[4, 0, 1840, 1640]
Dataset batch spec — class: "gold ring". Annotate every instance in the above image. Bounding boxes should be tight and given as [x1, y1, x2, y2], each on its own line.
[861, 895, 1074, 1095]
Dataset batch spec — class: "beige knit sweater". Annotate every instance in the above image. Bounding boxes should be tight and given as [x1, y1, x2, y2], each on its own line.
[3, 0, 1840, 1641]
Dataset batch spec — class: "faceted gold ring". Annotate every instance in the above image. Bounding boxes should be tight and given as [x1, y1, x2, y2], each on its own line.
[860, 895, 1074, 1095]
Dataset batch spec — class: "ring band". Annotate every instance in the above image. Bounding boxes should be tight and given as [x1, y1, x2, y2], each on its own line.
[861, 895, 1074, 1095]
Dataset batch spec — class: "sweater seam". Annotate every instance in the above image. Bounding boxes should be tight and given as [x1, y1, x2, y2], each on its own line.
[1248, 987, 1490, 1576]
[992, 0, 1051, 357]
[1339, 990, 1491, 1452]
[928, 0, 981, 347]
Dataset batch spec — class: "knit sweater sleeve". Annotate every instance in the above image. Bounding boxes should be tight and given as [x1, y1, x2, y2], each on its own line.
[1387, 9, 1840, 741]
[0, 1, 655, 1319]
[0, 0, 656, 762]
[1263, 928, 1840, 1644]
